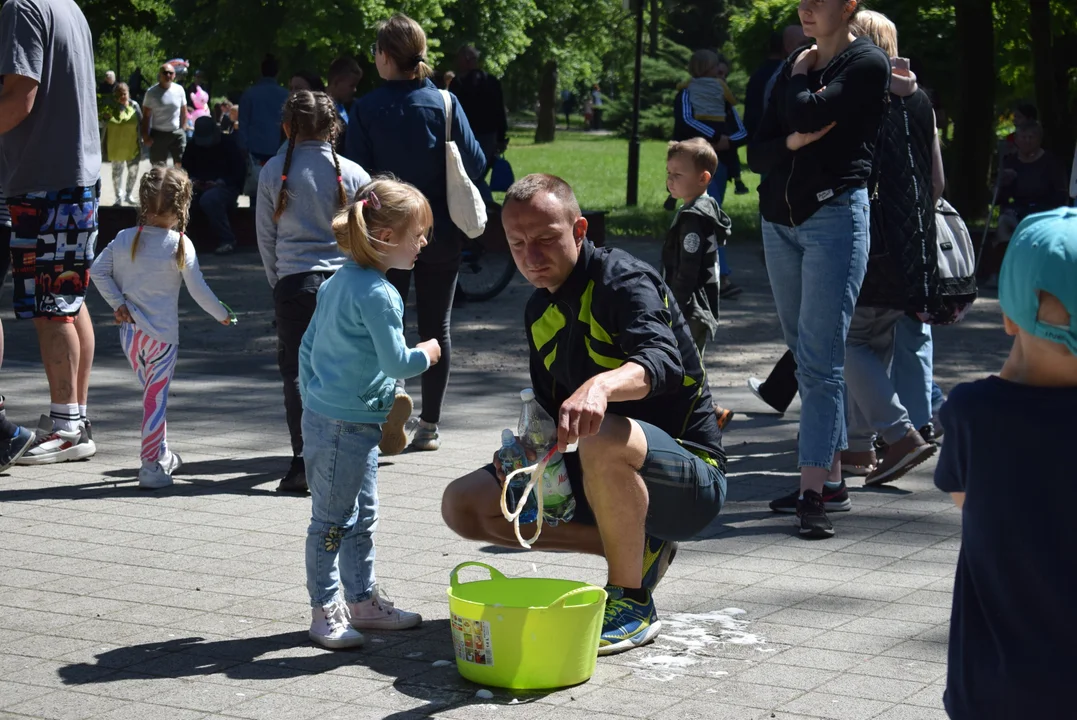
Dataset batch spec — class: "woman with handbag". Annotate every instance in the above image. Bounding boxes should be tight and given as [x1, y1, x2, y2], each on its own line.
[843, 11, 946, 489]
[747, 0, 890, 539]
[348, 13, 487, 453]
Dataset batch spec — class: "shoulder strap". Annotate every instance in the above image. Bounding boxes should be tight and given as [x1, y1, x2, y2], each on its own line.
[439, 89, 453, 142]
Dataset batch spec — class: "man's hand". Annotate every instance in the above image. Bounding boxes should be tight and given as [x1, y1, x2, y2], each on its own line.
[113, 305, 134, 324]
[142, 135, 154, 147]
[557, 377, 608, 452]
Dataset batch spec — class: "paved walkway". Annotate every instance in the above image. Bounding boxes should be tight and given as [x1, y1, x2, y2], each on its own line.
[0, 238, 1007, 719]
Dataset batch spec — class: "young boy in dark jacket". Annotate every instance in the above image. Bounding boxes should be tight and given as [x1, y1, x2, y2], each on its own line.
[662, 138, 733, 428]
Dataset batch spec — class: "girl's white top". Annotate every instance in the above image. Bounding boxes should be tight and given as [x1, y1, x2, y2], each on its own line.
[90, 226, 230, 345]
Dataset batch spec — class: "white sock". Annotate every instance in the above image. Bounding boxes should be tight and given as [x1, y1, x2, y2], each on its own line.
[49, 403, 80, 433]
[823, 480, 843, 490]
[79, 404, 87, 422]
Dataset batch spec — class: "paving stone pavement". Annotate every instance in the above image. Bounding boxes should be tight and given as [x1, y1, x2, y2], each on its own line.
[0, 237, 1008, 719]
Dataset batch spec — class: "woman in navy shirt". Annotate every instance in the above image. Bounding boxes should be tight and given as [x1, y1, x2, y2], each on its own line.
[347, 14, 486, 454]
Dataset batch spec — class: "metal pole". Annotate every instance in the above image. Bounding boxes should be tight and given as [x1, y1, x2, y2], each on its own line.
[626, 0, 644, 206]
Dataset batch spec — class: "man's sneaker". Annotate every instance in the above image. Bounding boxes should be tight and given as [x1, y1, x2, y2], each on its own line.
[747, 377, 785, 415]
[0, 426, 36, 472]
[770, 481, 851, 514]
[347, 586, 422, 631]
[277, 456, 308, 493]
[215, 243, 235, 255]
[918, 424, 937, 444]
[379, 390, 412, 456]
[865, 428, 937, 487]
[598, 586, 662, 656]
[409, 421, 440, 452]
[841, 449, 877, 476]
[796, 489, 836, 539]
[714, 406, 734, 431]
[310, 601, 365, 650]
[641, 536, 678, 594]
[16, 415, 94, 465]
[734, 179, 751, 195]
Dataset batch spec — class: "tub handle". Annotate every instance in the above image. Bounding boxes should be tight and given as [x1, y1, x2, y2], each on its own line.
[548, 585, 607, 609]
[450, 561, 506, 588]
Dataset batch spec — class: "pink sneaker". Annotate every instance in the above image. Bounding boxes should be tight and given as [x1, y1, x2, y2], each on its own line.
[348, 586, 422, 631]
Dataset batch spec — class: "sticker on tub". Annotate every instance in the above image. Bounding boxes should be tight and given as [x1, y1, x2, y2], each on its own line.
[451, 613, 494, 666]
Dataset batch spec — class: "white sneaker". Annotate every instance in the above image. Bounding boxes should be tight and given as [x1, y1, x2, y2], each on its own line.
[160, 449, 183, 475]
[16, 415, 95, 465]
[138, 460, 173, 490]
[348, 586, 422, 630]
[409, 421, 440, 452]
[310, 601, 365, 649]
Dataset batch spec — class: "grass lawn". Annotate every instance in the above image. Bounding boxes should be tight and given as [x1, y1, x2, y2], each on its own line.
[497, 127, 761, 240]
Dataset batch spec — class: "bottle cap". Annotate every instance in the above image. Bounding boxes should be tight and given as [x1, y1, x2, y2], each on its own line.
[501, 429, 516, 446]
[520, 388, 535, 402]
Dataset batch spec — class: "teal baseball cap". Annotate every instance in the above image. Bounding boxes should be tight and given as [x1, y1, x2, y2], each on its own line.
[999, 207, 1077, 356]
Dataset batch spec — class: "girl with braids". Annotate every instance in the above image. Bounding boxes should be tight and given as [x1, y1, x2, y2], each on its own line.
[348, 13, 486, 453]
[90, 167, 233, 490]
[300, 178, 440, 649]
[256, 91, 371, 494]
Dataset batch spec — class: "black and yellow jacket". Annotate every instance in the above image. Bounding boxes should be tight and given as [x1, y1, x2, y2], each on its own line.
[525, 239, 726, 468]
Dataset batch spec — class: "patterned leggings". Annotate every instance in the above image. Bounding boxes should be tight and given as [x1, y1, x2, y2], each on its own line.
[120, 324, 178, 463]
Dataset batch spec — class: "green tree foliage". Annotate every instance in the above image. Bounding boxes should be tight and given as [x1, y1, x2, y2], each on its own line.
[604, 40, 692, 140]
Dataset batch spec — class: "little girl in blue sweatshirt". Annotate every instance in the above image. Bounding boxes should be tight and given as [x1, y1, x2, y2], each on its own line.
[300, 177, 440, 650]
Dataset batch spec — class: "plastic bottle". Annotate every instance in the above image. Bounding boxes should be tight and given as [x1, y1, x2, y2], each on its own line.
[498, 429, 536, 524]
[517, 389, 576, 525]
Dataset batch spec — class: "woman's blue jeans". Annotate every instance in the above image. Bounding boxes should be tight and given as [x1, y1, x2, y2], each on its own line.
[761, 189, 871, 468]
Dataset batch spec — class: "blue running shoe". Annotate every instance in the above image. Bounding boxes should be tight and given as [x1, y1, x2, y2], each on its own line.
[597, 586, 662, 656]
[0, 425, 36, 473]
[641, 535, 678, 594]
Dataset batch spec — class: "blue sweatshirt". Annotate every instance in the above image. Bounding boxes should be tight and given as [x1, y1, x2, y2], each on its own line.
[299, 260, 430, 424]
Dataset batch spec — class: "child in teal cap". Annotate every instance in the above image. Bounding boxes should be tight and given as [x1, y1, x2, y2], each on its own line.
[934, 207, 1077, 719]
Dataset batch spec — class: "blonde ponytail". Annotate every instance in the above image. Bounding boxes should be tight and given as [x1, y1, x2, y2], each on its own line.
[332, 177, 433, 270]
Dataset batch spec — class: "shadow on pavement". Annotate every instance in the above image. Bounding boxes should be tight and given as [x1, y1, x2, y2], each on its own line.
[58, 622, 552, 717]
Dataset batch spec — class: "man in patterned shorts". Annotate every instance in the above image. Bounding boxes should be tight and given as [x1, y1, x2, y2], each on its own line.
[0, 0, 101, 464]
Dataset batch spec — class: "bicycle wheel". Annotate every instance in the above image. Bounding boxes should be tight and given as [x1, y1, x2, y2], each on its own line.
[456, 203, 517, 302]
[457, 243, 516, 302]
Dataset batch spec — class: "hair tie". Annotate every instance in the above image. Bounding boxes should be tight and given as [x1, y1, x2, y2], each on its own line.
[368, 190, 381, 210]
[336, 175, 342, 183]
[413, 54, 425, 66]
[281, 174, 288, 181]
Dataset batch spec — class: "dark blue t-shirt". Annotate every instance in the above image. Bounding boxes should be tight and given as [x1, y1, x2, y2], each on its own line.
[935, 375, 1077, 719]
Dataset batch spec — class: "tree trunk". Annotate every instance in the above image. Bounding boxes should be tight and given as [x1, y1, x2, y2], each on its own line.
[649, 0, 660, 58]
[1028, 0, 1064, 152]
[949, 0, 996, 218]
[534, 60, 558, 144]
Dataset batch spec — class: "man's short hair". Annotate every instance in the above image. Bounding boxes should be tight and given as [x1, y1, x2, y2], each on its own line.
[504, 173, 582, 225]
[328, 56, 362, 82]
[260, 54, 279, 78]
[1015, 103, 1038, 123]
[667, 138, 718, 175]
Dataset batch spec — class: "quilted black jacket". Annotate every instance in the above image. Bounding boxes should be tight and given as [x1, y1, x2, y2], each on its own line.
[858, 88, 938, 313]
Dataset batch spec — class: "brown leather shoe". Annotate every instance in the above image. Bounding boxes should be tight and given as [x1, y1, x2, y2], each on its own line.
[865, 429, 937, 487]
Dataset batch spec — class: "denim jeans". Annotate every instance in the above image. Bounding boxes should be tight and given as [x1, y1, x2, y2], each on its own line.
[707, 161, 732, 277]
[303, 408, 381, 608]
[891, 316, 935, 429]
[761, 188, 870, 468]
[846, 307, 914, 453]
